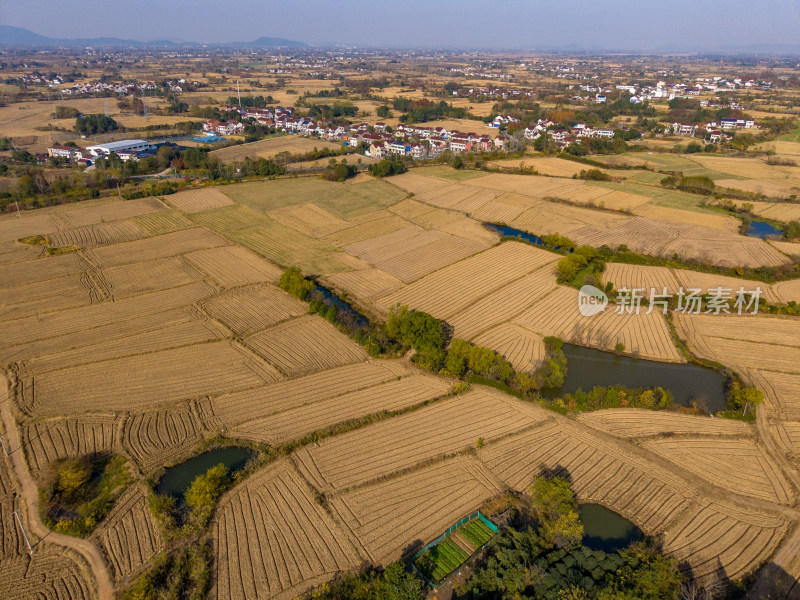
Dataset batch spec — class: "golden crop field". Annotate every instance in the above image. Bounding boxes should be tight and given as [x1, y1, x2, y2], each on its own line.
[293, 388, 549, 493]
[243, 315, 368, 376]
[90, 486, 162, 581]
[212, 460, 364, 600]
[472, 322, 546, 372]
[478, 421, 693, 533]
[448, 266, 556, 340]
[643, 437, 793, 504]
[166, 188, 235, 213]
[376, 242, 558, 318]
[229, 374, 451, 445]
[577, 409, 753, 438]
[211, 360, 410, 428]
[662, 502, 787, 581]
[201, 284, 306, 335]
[330, 457, 502, 565]
[730, 199, 800, 222]
[515, 285, 683, 362]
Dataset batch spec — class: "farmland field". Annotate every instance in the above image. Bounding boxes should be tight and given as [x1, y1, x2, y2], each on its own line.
[243, 314, 368, 376]
[293, 388, 549, 492]
[330, 457, 502, 565]
[2, 159, 800, 598]
[212, 459, 364, 600]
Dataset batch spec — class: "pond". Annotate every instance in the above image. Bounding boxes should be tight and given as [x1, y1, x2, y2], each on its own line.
[313, 284, 370, 329]
[547, 344, 727, 412]
[156, 446, 253, 500]
[579, 504, 643, 553]
[746, 220, 783, 239]
[484, 223, 546, 247]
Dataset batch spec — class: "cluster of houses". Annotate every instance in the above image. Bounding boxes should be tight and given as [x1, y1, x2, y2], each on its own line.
[201, 105, 509, 158]
[363, 124, 507, 159]
[667, 117, 756, 141]
[59, 79, 195, 96]
[449, 85, 536, 100]
[521, 118, 619, 148]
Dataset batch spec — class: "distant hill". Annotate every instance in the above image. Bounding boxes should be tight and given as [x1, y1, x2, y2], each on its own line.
[249, 36, 307, 48]
[0, 25, 307, 48]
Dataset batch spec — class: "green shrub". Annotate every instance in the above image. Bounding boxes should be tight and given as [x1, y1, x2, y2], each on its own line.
[279, 267, 314, 300]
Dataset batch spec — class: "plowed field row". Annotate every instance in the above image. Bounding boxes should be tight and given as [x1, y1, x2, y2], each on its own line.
[211, 361, 409, 427]
[374, 234, 488, 283]
[229, 374, 452, 445]
[22, 415, 120, 475]
[343, 225, 438, 263]
[268, 203, 351, 238]
[330, 457, 501, 564]
[60, 197, 164, 228]
[643, 437, 793, 505]
[472, 322, 545, 373]
[243, 315, 367, 377]
[183, 246, 282, 289]
[377, 242, 558, 319]
[414, 183, 487, 209]
[28, 341, 274, 417]
[324, 267, 404, 302]
[663, 502, 787, 581]
[228, 222, 335, 267]
[577, 409, 753, 438]
[103, 257, 201, 298]
[167, 188, 235, 213]
[25, 317, 223, 375]
[202, 284, 306, 336]
[321, 215, 407, 247]
[122, 401, 213, 472]
[449, 267, 556, 339]
[388, 172, 451, 195]
[0, 275, 92, 322]
[0, 252, 84, 289]
[131, 210, 194, 235]
[91, 485, 161, 581]
[48, 220, 148, 248]
[0, 551, 95, 600]
[293, 389, 549, 492]
[602, 263, 680, 295]
[212, 460, 363, 600]
[188, 204, 269, 233]
[88, 228, 228, 268]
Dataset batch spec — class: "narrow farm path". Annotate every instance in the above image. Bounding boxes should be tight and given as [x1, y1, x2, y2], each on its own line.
[0, 375, 114, 600]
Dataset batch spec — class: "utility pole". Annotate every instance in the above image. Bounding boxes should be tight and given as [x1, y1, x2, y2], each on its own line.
[12, 511, 33, 555]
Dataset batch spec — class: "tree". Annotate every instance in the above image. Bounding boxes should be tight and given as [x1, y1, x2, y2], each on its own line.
[279, 267, 314, 300]
[378, 563, 423, 600]
[185, 463, 229, 528]
[75, 114, 118, 135]
[727, 381, 764, 414]
[16, 174, 37, 197]
[541, 510, 584, 549]
[376, 105, 391, 118]
[56, 459, 91, 500]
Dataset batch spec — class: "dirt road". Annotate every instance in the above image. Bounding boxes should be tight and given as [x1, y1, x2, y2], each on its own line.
[0, 375, 114, 600]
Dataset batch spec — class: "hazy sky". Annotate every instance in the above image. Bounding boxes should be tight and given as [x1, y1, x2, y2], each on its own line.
[2, 0, 800, 50]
